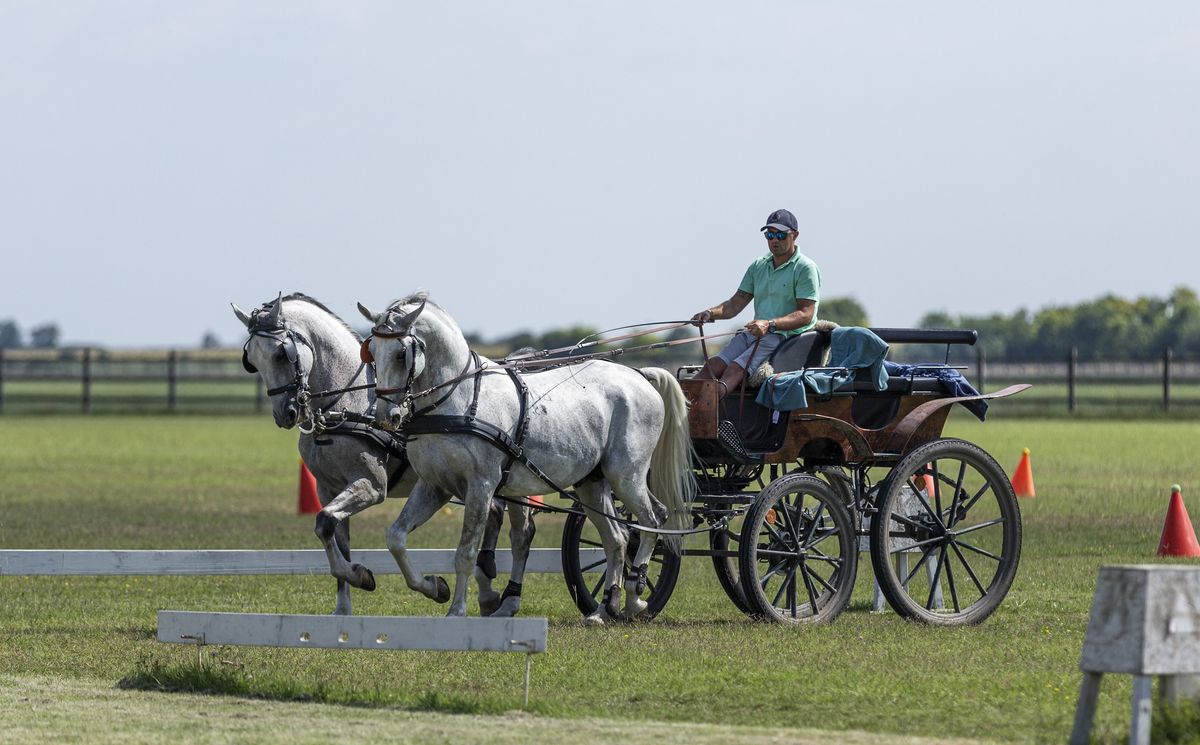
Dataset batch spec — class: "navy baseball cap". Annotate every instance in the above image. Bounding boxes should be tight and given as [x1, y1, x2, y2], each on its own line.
[760, 209, 798, 233]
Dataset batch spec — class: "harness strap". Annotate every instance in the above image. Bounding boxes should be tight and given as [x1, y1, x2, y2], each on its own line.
[494, 367, 530, 494]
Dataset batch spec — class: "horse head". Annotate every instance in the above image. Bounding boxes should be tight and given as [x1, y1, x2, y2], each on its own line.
[232, 293, 316, 430]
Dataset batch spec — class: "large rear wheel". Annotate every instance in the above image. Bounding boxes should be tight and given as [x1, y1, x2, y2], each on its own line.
[870, 438, 1022, 625]
[737, 473, 858, 624]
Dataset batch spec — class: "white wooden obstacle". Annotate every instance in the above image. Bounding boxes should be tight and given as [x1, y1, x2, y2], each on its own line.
[0, 548, 597, 576]
[158, 611, 548, 707]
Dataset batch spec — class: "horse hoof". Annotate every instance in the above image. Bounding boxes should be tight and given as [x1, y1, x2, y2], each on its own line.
[479, 591, 501, 617]
[625, 598, 649, 619]
[353, 564, 377, 592]
[426, 575, 451, 603]
[492, 597, 520, 618]
[582, 613, 606, 627]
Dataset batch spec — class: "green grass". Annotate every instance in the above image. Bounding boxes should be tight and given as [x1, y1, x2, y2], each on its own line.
[3, 415, 1200, 742]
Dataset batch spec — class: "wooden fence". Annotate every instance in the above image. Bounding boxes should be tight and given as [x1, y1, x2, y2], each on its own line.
[0, 346, 1196, 416]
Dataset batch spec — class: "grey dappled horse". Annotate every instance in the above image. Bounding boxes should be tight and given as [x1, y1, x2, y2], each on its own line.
[232, 294, 524, 616]
[359, 293, 695, 622]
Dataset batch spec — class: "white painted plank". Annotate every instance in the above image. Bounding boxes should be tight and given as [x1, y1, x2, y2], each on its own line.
[157, 611, 546, 653]
[0, 548, 597, 576]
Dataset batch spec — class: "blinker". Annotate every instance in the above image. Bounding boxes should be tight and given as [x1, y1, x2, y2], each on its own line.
[360, 337, 374, 364]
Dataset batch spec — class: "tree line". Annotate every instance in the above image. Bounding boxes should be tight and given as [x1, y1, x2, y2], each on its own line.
[465, 287, 1200, 365]
[0, 320, 60, 349]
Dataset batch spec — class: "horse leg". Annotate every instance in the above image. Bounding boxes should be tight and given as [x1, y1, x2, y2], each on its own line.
[575, 480, 626, 626]
[475, 501, 505, 616]
[314, 478, 385, 605]
[386, 481, 453, 603]
[490, 503, 536, 618]
[608, 476, 663, 620]
[332, 520, 352, 615]
[448, 487, 495, 617]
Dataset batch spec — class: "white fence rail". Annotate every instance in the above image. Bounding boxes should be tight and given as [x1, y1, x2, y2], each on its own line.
[0, 548, 592, 576]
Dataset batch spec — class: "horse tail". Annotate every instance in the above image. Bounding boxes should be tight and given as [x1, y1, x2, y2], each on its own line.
[639, 367, 697, 554]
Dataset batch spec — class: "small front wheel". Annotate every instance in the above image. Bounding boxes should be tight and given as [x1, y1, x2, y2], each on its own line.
[560, 511, 680, 620]
[870, 438, 1022, 626]
[737, 473, 858, 624]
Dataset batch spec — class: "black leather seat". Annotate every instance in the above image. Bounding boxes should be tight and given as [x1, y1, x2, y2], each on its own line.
[767, 329, 830, 374]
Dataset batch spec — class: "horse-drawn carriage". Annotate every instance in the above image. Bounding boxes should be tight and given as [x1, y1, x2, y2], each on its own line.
[559, 325, 1029, 626]
[237, 294, 1027, 627]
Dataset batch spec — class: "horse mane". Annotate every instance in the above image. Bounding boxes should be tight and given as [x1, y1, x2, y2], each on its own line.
[259, 293, 364, 342]
[387, 291, 436, 312]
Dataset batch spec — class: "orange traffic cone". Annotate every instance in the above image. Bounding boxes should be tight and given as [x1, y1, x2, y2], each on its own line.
[1157, 485, 1200, 558]
[1011, 448, 1035, 498]
[298, 461, 321, 514]
[529, 495, 544, 507]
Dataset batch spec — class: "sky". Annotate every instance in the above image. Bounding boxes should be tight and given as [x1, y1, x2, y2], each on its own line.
[2, 2, 1198, 348]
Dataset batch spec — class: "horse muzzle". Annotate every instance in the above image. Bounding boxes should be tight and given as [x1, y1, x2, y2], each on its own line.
[273, 397, 300, 430]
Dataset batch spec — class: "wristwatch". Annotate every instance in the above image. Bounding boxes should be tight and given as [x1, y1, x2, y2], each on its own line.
[767, 320, 777, 334]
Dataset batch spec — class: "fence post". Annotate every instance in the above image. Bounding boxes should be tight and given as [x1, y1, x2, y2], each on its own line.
[1068, 346, 1078, 413]
[1163, 346, 1173, 413]
[82, 348, 93, 414]
[167, 350, 179, 412]
[0, 347, 6, 415]
[975, 347, 986, 392]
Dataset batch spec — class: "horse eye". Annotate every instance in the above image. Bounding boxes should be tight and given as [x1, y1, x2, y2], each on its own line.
[274, 347, 288, 361]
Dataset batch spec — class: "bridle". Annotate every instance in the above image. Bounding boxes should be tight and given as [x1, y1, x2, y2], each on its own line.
[242, 316, 317, 423]
[361, 300, 483, 427]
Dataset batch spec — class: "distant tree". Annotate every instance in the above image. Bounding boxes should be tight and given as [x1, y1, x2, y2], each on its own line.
[0, 320, 20, 348]
[29, 323, 59, 348]
[200, 331, 221, 349]
[819, 297, 869, 327]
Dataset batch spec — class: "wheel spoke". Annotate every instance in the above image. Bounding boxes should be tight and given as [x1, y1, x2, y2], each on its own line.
[958, 480, 994, 517]
[645, 577, 656, 595]
[950, 541, 988, 596]
[902, 546, 936, 586]
[925, 545, 947, 610]
[943, 546, 961, 612]
[759, 560, 786, 589]
[888, 534, 945, 555]
[800, 562, 820, 613]
[580, 558, 606, 573]
[806, 545, 845, 567]
[756, 547, 801, 560]
[589, 575, 604, 599]
[803, 562, 838, 594]
[777, 494, 802, 539]
[762, 522, 792, 551]
[944, 460, 968, 528]
[771, 567, 795, 607]
[930, 461, 943, 521]
[801, 503, 827, 545]
[954, 517, 1005, 537]
[888, 511, 930, 533]
[907, 477, 946, 531]
[787, 570, 799, 617]
[957, 539, 1002, 562]
[579, 538, 604, 548]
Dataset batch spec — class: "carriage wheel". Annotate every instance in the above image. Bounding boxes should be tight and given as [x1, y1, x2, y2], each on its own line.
[709, 512, 753, 615]
[560, 511, 680, 620]
[737, 473, 858, 624]
[870, 438, 1022, 626]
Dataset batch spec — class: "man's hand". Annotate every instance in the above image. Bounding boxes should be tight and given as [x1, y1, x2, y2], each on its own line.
[691, 310, 714, 326]
[745, 319, 769, 337]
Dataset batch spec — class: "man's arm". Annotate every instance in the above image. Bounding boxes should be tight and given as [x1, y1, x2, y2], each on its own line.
[745, 299, 816, 337]
[692, 290, 752, 324]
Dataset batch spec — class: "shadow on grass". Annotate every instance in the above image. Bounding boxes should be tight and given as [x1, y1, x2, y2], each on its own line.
[118, 661, 502, 716]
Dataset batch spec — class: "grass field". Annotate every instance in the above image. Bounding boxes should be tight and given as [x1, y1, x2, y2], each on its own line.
[3, 414, 1200, 743]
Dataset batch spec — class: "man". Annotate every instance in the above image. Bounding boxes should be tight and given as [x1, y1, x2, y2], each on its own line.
[691, 208, 821, 395]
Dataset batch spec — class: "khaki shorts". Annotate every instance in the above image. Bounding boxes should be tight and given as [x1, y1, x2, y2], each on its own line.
[715, 330, 782, 371]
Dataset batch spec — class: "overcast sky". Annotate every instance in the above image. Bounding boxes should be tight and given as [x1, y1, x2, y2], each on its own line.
[2, 2, 1197, 348]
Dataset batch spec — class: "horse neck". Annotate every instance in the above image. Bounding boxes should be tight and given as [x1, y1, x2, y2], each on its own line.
[283, 302, 371, 411]
[413, 313, 477, 408]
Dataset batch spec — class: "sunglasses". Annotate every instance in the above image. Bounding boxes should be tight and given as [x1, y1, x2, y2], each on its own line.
[763, 231, 790, 240]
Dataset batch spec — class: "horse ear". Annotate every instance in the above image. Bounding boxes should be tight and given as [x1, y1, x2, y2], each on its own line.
[357, 302, 379, 323]
[231, 303, 253, 328]
[399, 299, 427, 329]
[266, 292, 283, 327]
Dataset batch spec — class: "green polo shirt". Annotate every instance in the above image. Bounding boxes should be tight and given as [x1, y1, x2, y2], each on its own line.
[737, 251, 821, 337]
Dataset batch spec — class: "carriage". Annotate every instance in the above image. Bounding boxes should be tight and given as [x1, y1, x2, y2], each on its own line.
[558, 326, 1029, 626]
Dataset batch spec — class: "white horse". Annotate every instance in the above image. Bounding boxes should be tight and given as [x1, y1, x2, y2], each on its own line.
[232, 294, 530, 616]
[358, 293, 695, 622]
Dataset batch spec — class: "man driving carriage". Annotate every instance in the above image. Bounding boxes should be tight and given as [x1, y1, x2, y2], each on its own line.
[690, 208, 821, 395]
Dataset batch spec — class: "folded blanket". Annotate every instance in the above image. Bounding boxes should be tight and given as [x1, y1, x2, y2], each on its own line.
[883, 361, 988, 421]
[756, 327, 889, 411]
